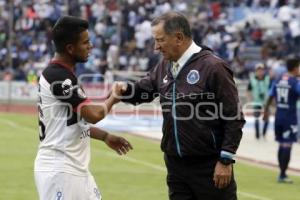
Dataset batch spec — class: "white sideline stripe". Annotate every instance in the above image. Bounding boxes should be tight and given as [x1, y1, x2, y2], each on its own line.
[0, 118, 35, 133]
[0, 118, 272, 200]
[102, 151, 166, 172]
[238, 191, 272, 200]
[0, 118, 16, 126]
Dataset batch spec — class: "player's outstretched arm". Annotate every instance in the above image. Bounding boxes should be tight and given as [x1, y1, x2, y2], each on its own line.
[90, 127, 133, 155]
[80, 82, 126, 124]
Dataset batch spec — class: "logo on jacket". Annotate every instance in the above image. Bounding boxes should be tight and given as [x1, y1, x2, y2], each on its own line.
[187, 70, 200, 84]
[163, 75, 168, 83]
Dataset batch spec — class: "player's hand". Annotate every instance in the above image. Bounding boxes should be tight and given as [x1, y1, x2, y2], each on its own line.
[104, 134, 133, 155]
[213, 161, 232, 189]
[118, 81, 128, 93]
[109, 82, 128, 103]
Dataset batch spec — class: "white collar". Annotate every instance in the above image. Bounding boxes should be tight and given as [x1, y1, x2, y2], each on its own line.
[175, 41, 202, 68]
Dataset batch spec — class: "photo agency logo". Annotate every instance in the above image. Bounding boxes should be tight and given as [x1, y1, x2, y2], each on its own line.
[47, 74, 245, 121]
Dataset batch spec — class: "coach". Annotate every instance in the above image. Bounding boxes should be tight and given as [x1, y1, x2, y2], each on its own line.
[120, 11, 245, 200]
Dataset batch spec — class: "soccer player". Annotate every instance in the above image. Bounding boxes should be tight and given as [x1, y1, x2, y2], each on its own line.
[34, 16, 132, 200]
[264, 56, 300, 183]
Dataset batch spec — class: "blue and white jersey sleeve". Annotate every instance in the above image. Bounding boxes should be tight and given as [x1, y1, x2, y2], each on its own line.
[295, 80, 300, 96]
[268, 81, 276, 97]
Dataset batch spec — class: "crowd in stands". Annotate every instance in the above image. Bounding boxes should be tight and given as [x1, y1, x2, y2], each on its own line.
[0, 0, 299, 82]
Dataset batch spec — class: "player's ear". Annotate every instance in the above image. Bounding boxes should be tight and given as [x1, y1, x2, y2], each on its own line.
[66, 44, 75, 55]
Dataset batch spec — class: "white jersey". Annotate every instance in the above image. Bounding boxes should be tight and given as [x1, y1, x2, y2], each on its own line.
[34, 61, 91, 176]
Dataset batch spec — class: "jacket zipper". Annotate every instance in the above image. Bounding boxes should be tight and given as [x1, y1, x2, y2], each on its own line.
[172, 82, 182, 157]
[210, 130, 217, 149]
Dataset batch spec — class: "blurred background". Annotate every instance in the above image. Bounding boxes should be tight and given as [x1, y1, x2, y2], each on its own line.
[1, 0, 300, 200]
[0, 0, 299, 83]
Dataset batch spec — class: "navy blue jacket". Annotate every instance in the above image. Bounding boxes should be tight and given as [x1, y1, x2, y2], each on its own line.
[122, 49, 245, 158]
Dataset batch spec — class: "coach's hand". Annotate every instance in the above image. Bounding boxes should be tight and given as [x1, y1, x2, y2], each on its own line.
[105, 134, 133, 155]
[109, 82, 128, 103]
[213, 161, 232, 189]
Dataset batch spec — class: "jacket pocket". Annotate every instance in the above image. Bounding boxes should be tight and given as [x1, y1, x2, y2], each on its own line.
[199, 125, 218, 150]
[191, 124, 214, 149]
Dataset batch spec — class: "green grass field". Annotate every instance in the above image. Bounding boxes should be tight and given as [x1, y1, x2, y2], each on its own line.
[0, 112, 300, 200]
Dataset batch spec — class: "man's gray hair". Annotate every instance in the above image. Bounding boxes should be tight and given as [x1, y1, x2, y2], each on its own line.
[151, 11, 192, 38]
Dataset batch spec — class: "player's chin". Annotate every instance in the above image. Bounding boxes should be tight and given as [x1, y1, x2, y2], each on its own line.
[84, 54, 90, 61]
[75, 56, 89, 63]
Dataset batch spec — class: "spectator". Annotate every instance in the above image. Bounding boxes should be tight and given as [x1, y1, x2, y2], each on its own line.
[0, 0, 299, 82]
[247, 63, 271, 139]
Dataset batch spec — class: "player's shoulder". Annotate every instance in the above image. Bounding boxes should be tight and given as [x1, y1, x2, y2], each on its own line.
[286, 75, 299, 86]
[42, 62, 77, 85]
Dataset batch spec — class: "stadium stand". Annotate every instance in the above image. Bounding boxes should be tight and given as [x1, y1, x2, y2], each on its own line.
[0, 0, 299, 83]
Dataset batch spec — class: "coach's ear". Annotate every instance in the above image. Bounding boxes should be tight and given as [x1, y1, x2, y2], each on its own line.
[66, 44, 75, 55]
[175, 31, 184, 46]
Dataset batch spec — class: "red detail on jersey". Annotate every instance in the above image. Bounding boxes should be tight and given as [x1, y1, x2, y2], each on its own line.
[50, 60, 75, 75]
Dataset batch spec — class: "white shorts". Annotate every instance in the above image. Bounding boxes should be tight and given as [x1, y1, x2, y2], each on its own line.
[34, 171, 102, 200]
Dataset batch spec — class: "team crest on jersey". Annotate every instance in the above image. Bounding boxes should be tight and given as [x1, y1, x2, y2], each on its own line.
[62, 79, 73, 96]
[186, 70, 200, 84]
[77, 87, 87, 99]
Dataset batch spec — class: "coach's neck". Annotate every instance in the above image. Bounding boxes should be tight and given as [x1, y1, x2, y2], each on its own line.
[174, 39, 192, 62]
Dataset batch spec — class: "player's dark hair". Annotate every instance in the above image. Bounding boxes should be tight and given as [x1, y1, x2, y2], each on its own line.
[286, 56, 300, 72]
[52, 16, 89, 53]
[151, 11, 192, 38]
